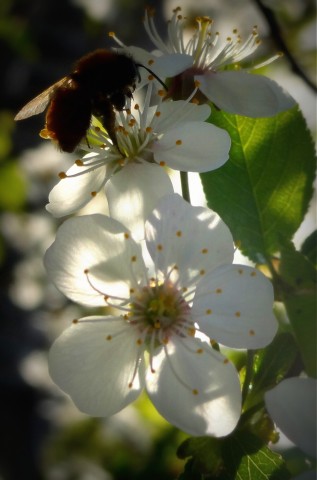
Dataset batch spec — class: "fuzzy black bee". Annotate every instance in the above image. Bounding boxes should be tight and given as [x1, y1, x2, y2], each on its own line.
[15, 49, 164, 153]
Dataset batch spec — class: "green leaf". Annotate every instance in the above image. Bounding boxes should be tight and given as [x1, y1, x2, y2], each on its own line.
[201, 107, 316, 262]
[247, 332, 298, 407]
[177, 432, 290, 479]
[284, 293, 316, 377]
[279, 240, 317, 377]
[279, 239, 316, 289]
[177, 437, 224, 477]
[219, 431, 291, 480]
[300, 230, 317, 266]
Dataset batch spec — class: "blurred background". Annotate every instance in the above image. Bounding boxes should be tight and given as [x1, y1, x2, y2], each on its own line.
[0, 0, 316, 478]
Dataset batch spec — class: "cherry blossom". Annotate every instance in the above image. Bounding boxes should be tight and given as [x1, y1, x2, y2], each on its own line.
[45, 194, 277, 436]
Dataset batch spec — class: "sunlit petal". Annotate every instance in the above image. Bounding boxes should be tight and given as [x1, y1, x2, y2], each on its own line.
[197, 71, 295, 117]
[146, 336, 241, 437]
[193, 265, 277, 348]
[44, 214, 144, 306]
[145, 194, 234, 284]
[46, 163, 107, 217]
[49, 316, 145, 416]
[105, 163, 174, 240]
[153, 122, 231, 172]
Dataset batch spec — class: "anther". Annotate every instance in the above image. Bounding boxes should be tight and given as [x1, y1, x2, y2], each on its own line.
[58, 172, 67, 179]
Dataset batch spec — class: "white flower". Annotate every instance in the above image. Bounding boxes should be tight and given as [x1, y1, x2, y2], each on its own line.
[265, 377, 317, 458]
[118, 7, 295, 117]
[46, 81, 231, 236]
[45, 194, 277, 437]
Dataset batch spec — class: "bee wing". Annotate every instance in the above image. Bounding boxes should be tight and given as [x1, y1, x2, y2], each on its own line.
[14, 77, 70, 120]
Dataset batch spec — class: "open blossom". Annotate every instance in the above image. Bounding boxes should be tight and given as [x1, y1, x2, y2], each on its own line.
[45, 194, 277, 437]
[46, 81, 230, 234]
[116, 7, 295, 117]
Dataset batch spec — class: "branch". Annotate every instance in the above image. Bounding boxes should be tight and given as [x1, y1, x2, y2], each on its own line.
[253, 0, 317, 93]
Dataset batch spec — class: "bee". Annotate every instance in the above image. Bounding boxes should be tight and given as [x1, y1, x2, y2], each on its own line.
[15, 49, 165, 154]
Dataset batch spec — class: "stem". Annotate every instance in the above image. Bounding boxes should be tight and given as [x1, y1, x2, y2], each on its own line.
[180, 171, 191, 203]
[242, 350, 255, 406]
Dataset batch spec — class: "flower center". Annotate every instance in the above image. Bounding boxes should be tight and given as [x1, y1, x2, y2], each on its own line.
[130, 281, 193, 343]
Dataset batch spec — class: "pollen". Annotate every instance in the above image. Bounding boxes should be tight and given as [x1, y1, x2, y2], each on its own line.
[216, 288, 222, 294]
[199, 269, 205, 275]
[106, 335, 112, 340]
[155, 111, 161, 117]
[176, 230, 182, 237]
[187, 327, 196, 336]
[223, 358, 229, 364]
[146, 126, 153, 133]
[124, 232, 130, 239]
[72, 319, 79, 324]
[250, 271, 257, 277]
[158, 89, 165, 97]
[206, 309, 212, 315]
[148, 74, 154, 81]
[130, 288, 135, 294]
[175, 139, 182, 145]
[201, 248, 208, 254]
[58, 171, 67, 179]
[194, 80, 201, 88]
[238, 269, 244, 275]
[196, 348, 203, 354]
[157, 244, 163, 251]
[159, 161, 166, 167]
[154, 320, 161, 329]
[192, 389, 199, 395]
[249, 329, 255, 336]
[136, 338, 143, 345]
[131, 255, 137, 262]
[235, 311, 241, 317]
[148, 59, 154, 66]
[90, 191, 97, 197]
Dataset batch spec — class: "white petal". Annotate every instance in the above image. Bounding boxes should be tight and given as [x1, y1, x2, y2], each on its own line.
[155, 101, 211, 133]
[193, 265, 277, 349]
[105, 163, 174, 241]
[150, 53, 193, 78]
[49, 316, 145, 416]
[44, 214, 144, 306]
[196, 71, 295, 117]
[153, 121, 230, 172]
[46, 163, 107, 217]
[146, 336, 241, 437]
[145, 194, 234, 286]
[265, 377, 317, 458]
